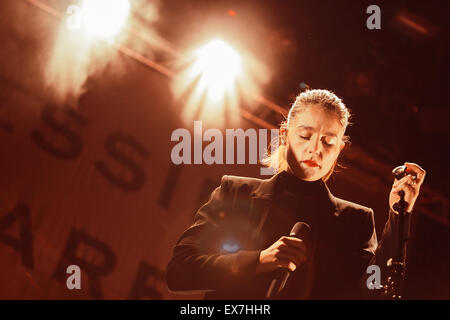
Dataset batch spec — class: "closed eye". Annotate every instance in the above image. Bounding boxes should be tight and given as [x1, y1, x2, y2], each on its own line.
[299, 135, 337, 147]
[322, 136, 337, 147]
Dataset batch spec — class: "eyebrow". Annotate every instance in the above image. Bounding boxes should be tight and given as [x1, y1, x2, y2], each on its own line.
[296, 125, 338, 138]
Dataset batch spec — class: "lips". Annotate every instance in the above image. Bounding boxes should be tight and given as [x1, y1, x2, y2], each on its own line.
[302, 160, 320, 168]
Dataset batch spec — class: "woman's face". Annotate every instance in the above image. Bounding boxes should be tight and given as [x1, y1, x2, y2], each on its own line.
[285, 105, 345, 181]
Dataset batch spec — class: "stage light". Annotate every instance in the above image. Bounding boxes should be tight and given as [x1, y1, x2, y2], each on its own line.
[191, 39, 243, 101]
[46, 0, 131, 101]
[172, 38, 271, 126]
[81, 0, 130, 40]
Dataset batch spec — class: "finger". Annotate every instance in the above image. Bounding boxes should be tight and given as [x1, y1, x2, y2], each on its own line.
[404, 162, 426, 183]
[404, 162, 426, 174]
[276, 259, 298, 272]
[393, 174, 419, 189]
[278, 243, 307, 258]
[281, 237, 307, 249]
[274, 252, 299, 271]
[393, 175, 410, 188]
[392, 179, 417, 196]
[286, 261, 297, 272]
[275, 250, 304, 265]
[393, 176, 416, 190]
[274, 250, 306, 267]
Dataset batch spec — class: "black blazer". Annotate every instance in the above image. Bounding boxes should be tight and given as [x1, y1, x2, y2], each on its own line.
[166, 171, 410, 299]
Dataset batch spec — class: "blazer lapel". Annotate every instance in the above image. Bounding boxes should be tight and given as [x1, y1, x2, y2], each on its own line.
[247, 174, 279, 243]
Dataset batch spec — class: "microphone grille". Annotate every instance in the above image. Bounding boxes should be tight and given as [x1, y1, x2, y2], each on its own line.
[290, 222, 312, 243]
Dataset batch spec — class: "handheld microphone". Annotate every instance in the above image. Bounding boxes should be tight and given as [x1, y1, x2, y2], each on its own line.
[392, 165, 417, 180]
[265, 222, 312, 298]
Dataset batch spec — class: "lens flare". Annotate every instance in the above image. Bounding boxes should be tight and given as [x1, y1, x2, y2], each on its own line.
[191, 39, 243, 101]
[172, 38, 271, 126]
[81, 0, 130, 40]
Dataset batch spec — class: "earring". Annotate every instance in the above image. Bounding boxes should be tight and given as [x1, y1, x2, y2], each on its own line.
[280, 122, 287, 146]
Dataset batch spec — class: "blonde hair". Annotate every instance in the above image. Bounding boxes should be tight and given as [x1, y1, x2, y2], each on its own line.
[261, 89, 351, 182]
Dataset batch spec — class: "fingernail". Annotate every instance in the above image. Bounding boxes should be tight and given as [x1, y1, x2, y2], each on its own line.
[289, 262, 296, 272]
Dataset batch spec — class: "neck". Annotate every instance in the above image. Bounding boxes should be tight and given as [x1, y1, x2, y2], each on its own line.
[278, 170, 324, 197]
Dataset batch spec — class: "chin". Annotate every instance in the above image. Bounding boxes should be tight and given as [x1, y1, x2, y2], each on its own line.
[296, 169, 322, 182]
[302, 176, 322, 182]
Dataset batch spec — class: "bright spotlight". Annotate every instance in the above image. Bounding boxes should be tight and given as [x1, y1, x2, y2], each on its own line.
[81, 0, 130, 40]
[172, 37, 270, 126]
[191, 39, 243, 101]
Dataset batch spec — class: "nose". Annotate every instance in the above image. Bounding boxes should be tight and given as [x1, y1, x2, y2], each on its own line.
[307, 136, 321, 156]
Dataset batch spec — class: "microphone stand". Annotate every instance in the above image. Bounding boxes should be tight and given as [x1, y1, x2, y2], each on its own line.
[383, 190, 407, 299]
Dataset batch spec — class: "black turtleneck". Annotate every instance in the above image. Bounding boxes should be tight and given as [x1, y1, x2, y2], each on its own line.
[258, 170, 335, 299]
[276, 169, 327, 197]
[269, 170, 331, 239]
